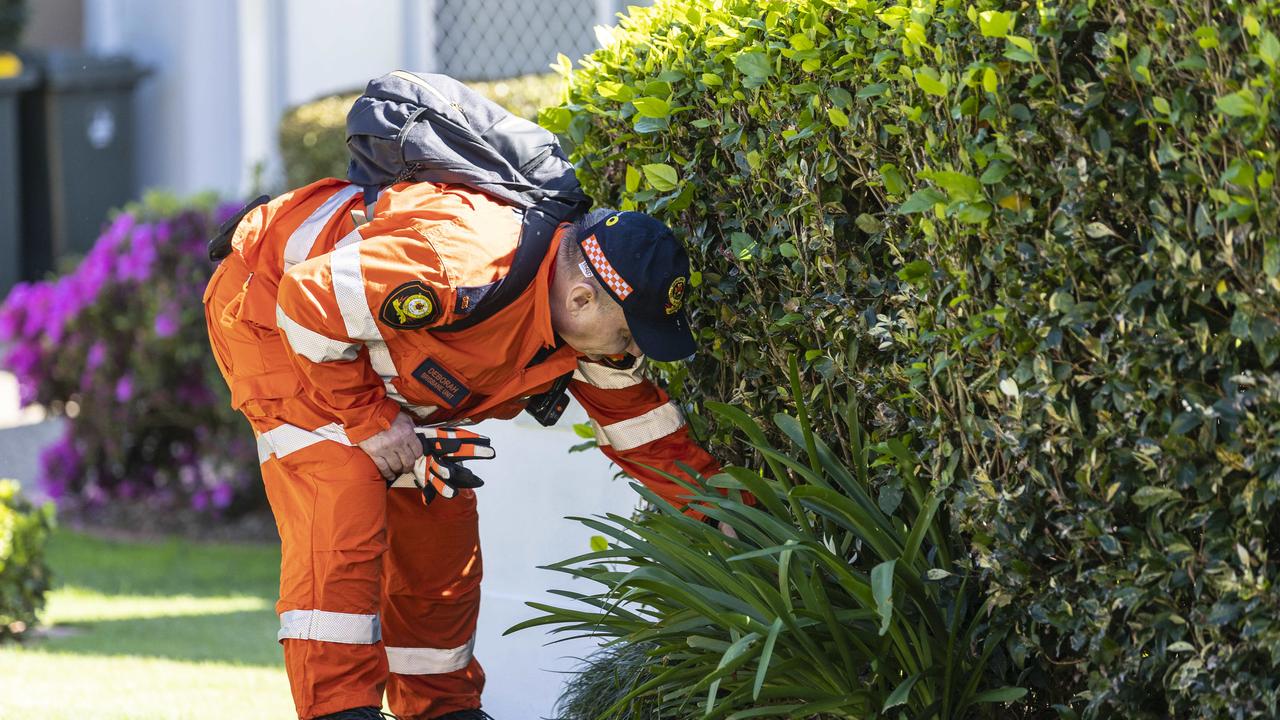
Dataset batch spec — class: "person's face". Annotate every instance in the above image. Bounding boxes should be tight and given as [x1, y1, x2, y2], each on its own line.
[556, 281, 642, 360]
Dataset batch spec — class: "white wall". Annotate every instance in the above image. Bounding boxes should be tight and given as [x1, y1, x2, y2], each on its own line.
[280, 0, 415, 106]
[84, 0, 244, 198]
[82, 0, 434, 198]
[473, 401, 640, 718]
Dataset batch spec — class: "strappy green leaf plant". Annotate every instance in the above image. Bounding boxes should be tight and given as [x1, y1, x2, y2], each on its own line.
[513, 393, 1025, 719]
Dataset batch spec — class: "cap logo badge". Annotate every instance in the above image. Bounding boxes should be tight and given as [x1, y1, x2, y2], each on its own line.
[581, 235, 633, 300]
[665, 276, 687, 315]
[605, 214, 621, 227]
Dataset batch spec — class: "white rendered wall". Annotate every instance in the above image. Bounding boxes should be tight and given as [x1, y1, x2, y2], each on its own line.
[83, 0, 244, 198]
[280, 0, 415, 106]
[472, 400, 641, 718]
[81, 0, 432, 198]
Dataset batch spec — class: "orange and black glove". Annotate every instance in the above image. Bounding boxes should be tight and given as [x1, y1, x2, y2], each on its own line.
[409, 427, 496, 504]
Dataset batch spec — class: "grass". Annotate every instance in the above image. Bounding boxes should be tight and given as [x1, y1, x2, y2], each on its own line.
[0, 528, 297, 719]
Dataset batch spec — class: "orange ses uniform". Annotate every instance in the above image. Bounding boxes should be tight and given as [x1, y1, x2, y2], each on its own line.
[203, 178, 718, 719]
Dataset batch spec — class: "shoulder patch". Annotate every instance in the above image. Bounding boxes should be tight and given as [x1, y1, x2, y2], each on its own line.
[380, 281, 441, 330]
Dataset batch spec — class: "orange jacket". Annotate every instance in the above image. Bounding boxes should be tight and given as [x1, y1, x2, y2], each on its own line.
[224, 178, 720, 515]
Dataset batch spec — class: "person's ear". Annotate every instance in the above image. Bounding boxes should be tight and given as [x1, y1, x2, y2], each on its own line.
[566, 282, 597, 317]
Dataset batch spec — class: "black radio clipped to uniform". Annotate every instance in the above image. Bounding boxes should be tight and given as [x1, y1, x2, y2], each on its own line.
[524, 372, 573, 427]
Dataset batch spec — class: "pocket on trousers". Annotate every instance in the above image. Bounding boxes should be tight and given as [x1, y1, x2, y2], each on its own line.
[278, 442, 386, 554]
[205, 257, 302, 411]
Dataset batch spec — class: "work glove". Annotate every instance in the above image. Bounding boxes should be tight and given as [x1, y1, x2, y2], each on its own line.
[408, 427, 496, 505]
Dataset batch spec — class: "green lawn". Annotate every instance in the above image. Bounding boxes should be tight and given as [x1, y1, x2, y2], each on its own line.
[0, 529, 298, 719]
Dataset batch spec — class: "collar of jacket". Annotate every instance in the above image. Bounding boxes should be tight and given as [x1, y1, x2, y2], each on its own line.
[528, 223, 570, 350]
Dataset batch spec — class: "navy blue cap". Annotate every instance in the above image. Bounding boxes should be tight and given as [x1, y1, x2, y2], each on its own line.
[578, 211, 696, 362]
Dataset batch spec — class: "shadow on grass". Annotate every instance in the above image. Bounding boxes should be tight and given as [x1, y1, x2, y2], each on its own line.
[32, 608, 286, 667]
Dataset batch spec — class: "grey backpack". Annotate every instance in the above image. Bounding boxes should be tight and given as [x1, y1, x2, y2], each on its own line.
[346, 71, 591, 331]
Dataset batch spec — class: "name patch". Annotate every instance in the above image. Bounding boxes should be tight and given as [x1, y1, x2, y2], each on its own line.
[412, 358, 471, 407]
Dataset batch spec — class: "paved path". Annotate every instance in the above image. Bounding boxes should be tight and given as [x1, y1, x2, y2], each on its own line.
[0, 371, 65, 498]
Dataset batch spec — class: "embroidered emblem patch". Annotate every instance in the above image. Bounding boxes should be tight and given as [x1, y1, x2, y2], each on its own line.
[412, 358, 471, 407]
[380, 282, 440, 330]
[664, 276, 687, 315]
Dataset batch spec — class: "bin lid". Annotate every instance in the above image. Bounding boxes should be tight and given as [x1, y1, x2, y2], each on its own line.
[34, 50, 148, 91]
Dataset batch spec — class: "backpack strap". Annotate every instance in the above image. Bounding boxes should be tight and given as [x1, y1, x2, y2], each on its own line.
[434, 199, 575, 333]
[361, 185, 382, 222]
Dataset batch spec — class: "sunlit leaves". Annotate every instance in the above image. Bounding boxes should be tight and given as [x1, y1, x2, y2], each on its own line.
[631, 96, 671, 118]
[913, 66, 949, 96]
[977, 10, 1014, 38]
[642, 163, 679, 191]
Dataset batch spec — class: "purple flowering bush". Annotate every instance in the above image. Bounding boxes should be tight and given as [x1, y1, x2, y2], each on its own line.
[0, 193, 262, 519]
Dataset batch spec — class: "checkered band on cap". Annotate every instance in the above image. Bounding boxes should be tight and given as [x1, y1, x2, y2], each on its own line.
[581, 234, 633, 300]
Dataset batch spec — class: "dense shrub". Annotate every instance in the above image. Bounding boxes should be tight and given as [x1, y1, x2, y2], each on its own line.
[0, 479, 53, 640]
[279, 73, 566, 188]
[0, 194, 260, 520]
[545, 0, 1279, 717]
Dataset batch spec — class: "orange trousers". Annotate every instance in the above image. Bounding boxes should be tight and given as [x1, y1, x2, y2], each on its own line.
[205, 256, 484, 719]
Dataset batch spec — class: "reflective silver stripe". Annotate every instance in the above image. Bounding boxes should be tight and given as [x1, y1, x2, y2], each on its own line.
[367, 341, 413, 407]
[329, 244, 414, 407]
[386, 637, 475, 675]
[330, 243, 382, 342]
[276, 305, 361, 363]
[257, 422, 352, 463]
[573, 357, 646, 389]
[283, 184, 362, 270]
[333, 227, 363, 251]
[593, 401, 685, 451]
[278, 609, 380, 645]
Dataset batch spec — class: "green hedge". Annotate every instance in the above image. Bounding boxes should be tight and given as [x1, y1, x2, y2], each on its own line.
[279, 73, 566, 189]
[548, 0, 1279, 717]
[0, 479, 54, 640]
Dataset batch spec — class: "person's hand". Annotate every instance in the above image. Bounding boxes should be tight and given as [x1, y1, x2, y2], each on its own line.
[411, 427, 496, 504]
[357, 412, 422, 481]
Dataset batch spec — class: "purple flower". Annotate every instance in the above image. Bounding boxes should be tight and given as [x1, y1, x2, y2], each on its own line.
[41, 277, 78, 344]
[154, 306, 180, 338]
[86, 341, 108, 372]
[0, 282, 30, 341]
[3, 344, 40, 377]
[115, 374, 134, 402]
[37, 432, 82, 502]
[115, 223, 159, 282]
[18, 283, 54, 339]
[211, 482, 234, 509]
[76, 248, 114, 303]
